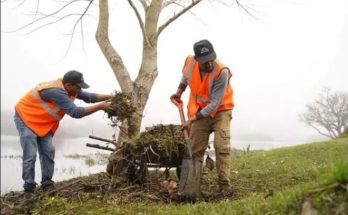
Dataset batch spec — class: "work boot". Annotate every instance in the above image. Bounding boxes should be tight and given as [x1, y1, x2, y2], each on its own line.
[23, 189, 34, 200]
[41, 183, 55, 192]
[23, 182, 37, 193]
[215, 184, 233, 198]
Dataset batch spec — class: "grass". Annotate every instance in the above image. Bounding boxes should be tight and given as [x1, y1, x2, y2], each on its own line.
[64, 153, 109, 166]
[3, 137, 348, 214]
[84, 156, 96, 167]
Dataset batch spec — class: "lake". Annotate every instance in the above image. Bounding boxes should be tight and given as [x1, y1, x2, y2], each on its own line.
[1, 135, 307, 194]
[1, 135, 110, 195]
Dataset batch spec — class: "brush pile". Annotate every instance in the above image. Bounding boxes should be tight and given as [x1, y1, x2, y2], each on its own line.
[107, 124, 186, 183]
[132, 124, 186, 166]
[105, 92, 187, 183]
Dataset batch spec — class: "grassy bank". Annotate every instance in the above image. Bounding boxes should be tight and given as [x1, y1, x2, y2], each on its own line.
[2, 137, 347, 214]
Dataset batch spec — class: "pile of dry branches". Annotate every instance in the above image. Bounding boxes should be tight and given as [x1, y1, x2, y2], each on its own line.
[107, 124, 186, 183]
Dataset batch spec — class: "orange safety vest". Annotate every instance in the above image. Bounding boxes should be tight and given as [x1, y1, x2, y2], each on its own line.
[15, 79, 75, 137]
[182, 55, 234, 119]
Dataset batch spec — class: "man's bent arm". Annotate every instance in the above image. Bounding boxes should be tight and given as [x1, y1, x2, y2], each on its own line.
[41, 89, 111, 118]
[83, 101, 110, 116]
[95, 94, 113, 102]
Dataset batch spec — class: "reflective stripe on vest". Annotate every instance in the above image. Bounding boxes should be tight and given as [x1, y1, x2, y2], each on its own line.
[184, 56, 219, 104]
[31, 88, 62, 120]
[184, 56, 196, 81]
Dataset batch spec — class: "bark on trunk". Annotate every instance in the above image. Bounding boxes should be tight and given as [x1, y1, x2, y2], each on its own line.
[96, 0, 133, 93]
[118, 43, 158, 145]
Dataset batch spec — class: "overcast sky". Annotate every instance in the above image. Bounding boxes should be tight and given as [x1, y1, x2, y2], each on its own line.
[1, 0, 348, 142]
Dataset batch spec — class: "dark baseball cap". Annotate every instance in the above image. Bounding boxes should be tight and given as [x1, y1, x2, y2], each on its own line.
[193, 39, 217, 64]
[63, 70, 90, 89]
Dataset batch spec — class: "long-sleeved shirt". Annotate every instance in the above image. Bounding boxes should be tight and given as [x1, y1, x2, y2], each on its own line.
[179, 68, 229, 120]
[40, 89, 97, 118]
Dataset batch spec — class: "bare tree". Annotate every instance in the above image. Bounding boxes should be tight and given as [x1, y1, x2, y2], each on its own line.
[96, 0, 204, 144]
[4, 0, 255, 144]
[300, 88, 348, 139]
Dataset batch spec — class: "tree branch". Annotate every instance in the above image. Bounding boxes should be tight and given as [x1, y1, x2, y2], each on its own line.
[163, 0, 177, 8]
[5, 0, 84, 33]
[127, 0, 150, 45]
[300, 88, 348, 139]
[155, 0, 202, 40]
[32, 0, 40, 22]
[3, 0, 97, 61]
[58, 0, 94, 60]
[17, 13, 91, 35]
[138, 0, 148, 11]
[96, 0, 133, 92]
[235, 0, 260, 20]
[3, 0, 26, 9]
[309, 124, 333, 139]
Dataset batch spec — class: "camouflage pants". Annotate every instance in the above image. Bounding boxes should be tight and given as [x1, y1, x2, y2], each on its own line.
[190, 110, 232, 187]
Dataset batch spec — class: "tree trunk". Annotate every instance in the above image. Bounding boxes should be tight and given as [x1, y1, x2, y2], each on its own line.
[96, 0, 204, 146]
[96, 0, 162, 145]
[117, 42, 158, 145]
[96, 0, 133, 93]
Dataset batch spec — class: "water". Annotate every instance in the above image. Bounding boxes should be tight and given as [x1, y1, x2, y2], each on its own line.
[1, 135, 110, 195]
[1, 135, 307, 195]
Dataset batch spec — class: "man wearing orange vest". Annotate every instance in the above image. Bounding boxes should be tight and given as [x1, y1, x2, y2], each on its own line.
[170, 40, 234, 194]
[14, 70, 112, 193]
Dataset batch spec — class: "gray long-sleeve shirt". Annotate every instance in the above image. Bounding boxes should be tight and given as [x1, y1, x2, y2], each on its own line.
[179, 68, 229, 120]
[40, 89, 97, 118]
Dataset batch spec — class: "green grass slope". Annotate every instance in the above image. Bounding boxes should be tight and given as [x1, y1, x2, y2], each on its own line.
[3, 137, 348, 215]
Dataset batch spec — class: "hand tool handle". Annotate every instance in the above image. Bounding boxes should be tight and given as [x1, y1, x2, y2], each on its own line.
[171, 98, 189, 140]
